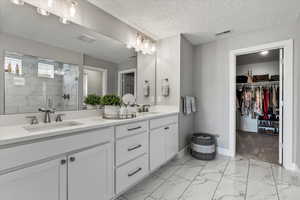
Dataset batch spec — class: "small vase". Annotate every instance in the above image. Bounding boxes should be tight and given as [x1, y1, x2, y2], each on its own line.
[104, 105, 120, 116]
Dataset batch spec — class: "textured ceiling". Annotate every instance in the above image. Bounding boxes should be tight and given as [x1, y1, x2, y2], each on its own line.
[86, 0, 300, 44]
[0, 0, 133, 64]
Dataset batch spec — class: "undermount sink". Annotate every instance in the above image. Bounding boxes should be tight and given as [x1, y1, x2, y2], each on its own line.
[24, 121, 83, 133]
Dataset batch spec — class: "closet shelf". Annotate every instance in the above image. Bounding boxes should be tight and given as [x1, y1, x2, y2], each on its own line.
[236, 81, 279, 87]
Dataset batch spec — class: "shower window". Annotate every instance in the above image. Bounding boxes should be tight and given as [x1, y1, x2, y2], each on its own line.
[3, 51, 79, 114]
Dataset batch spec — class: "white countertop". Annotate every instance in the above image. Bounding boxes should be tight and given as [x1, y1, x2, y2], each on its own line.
[0, 111, 178, 147]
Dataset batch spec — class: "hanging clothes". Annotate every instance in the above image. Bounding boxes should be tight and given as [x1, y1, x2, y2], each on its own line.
[263, 88, 270, 120]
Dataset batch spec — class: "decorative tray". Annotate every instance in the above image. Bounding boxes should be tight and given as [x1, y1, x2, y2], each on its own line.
[103, 113, 137, 120]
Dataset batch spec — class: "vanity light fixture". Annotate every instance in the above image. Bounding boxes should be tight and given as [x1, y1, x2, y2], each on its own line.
[129, 33, 156, 55]
[10, 0, 24, 5]
[59, 17, 70, 24]
[37, 7, 50, 16]
[260, 50, 269, 56]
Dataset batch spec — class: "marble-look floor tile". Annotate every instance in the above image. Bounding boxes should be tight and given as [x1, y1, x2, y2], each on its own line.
[179, 175, 219, 200]
[248, 159, 274, 185]
[213, 177, 246, 200]
[277, 181, 300, 200]
[272, 165, 300, 186]
[224, 157, 249, 182]
[247, 179, 278, 200]
[174, 162, 205, 181]
[153, 163, 182, 180]
[150, 175, 190, 200]
[123, 175, 165, 200]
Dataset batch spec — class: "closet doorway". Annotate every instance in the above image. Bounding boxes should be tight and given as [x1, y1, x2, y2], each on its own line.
[236, 49, 281, 164]
[229, 40, 294, 169]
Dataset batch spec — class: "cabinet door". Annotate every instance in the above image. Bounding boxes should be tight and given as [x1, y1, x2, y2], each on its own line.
[165, 123, 179, 161]
[68, 142, 114, 200]
[150, 127, 165, 171]
[0, 158, 67, 200]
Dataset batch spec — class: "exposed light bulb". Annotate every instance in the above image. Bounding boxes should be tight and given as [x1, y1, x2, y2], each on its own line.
[144, 39, 150, 49]
[260, 51, 269, 56]
[69, 1, 77, 18]
[10, 0, 24, 5]
[37, 7, 50, 16]
[47, 0, 53, 8]
[59, 17, 70, 24]
[151, 43, 156, 53]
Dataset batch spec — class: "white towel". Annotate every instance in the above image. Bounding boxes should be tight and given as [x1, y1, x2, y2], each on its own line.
[191, 97, 197, 113]
[185, 96, 192, 115]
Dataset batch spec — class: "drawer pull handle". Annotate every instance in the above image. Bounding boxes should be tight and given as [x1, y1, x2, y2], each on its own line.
[128, 167, 142, 177]
[128, 144, 142, 151]
[164, 127, 170, 130]
[128, 126, 142, 131]
[69, 157, 76, 162]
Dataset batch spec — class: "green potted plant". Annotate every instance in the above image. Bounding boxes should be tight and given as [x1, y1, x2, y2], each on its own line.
[84, 94, 101, 110]
[101, 94, 121, 116]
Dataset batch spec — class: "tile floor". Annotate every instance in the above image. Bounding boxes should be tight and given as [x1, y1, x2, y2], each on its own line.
[117, 155, 300, 200]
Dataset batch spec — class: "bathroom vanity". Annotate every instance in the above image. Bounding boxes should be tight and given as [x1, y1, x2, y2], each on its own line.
[0, 112, 178, 200]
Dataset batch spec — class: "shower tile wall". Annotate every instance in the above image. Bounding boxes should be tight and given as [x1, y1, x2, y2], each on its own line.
[4, 55, 78, 114]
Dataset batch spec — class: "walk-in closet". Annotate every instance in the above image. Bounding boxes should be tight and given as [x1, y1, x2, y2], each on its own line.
[236, 49, 281, 164]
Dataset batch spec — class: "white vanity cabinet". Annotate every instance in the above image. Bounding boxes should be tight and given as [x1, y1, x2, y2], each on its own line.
[0, 158, 67, 200]
[0, 127, 114, 200]
[150, 115, 179, 171]
[115, 120, 149, 194]
[68, 143, 114, 200]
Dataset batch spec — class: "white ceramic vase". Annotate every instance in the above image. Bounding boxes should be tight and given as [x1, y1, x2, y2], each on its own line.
[104, 105, 120, 116]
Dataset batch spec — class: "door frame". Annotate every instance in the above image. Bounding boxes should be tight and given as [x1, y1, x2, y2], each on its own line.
[229, 39, 294, 169]
[118, 68, 137, 97]
[83, 66, 108, 96]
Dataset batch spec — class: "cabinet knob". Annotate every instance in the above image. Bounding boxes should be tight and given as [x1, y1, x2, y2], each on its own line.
[61, 159, 67, 165]
[69, 157, 76, 162]
[164, 127, 170, 130]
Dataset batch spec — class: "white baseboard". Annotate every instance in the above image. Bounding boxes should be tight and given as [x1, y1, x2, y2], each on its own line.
[217, 147, 234, 157]
[177, 146, 189, 159]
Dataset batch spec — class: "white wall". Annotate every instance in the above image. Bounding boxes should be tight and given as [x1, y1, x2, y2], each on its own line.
[137, 53, 156, 105]
[156, 35, 181, 107]
[193, 23, 300, 165]
[179, 35, 195, 150]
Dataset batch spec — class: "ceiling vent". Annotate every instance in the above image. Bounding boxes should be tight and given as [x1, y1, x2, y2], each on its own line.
[77, 34, 96, 43]
[215, 30, 232, 37]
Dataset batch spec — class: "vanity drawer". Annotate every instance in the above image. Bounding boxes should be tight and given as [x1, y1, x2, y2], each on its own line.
[150, 115, 178, 130]
[116, 154, 148, 194]
[116, 121, 148, 138]
[116, 132, 148, 166]
[0, 127, 114, 172]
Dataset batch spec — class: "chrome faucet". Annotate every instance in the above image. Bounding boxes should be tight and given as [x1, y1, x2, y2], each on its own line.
[138, 104, 151, 112]
[38, 108, 55, 123]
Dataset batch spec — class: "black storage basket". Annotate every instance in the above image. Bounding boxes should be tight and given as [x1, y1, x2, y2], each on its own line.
[190, 133, 216, 160]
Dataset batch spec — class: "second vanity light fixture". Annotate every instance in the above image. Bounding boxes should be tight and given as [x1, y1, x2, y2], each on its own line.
[11, 0, 78, 24]
[127, 33, 156, 55]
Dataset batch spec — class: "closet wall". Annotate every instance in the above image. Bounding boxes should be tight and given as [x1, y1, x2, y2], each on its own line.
[236, 61, 279, 132]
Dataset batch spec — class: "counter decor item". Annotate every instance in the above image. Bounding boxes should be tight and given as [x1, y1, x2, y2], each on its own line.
[84, 94, 101, 110]
[101, 94, 121, 118]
